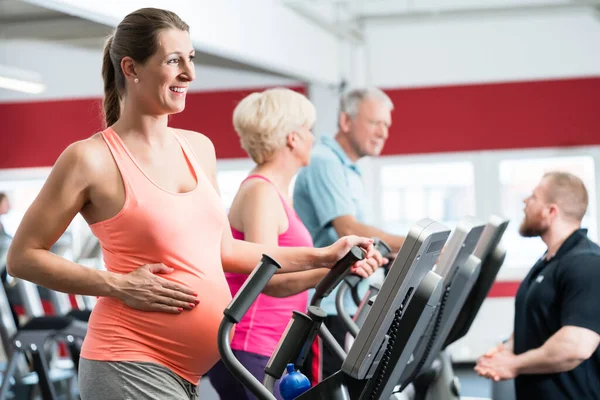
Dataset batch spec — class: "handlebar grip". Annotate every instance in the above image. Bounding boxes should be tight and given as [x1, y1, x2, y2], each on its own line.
[343, 238, 392, 289]
[373, 238, 393, 258]
[313, 246, 364, 304]
[224, 254, 281, 323]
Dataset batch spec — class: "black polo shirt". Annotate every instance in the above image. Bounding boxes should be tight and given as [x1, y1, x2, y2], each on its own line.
[514, 229, 600, 400]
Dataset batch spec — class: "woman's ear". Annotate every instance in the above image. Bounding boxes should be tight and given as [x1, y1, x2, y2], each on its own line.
[286, 131, 298, 150]
[121, 56, 139, 84]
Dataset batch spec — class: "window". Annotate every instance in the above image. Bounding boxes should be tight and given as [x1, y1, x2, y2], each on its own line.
[499, 156, 597, 269]
[216, 163, 300, 213]
[216, 169, 251, 211]
[0, 171, 91, 259]
[0, 178, 47, 237]
[379, 161, 476, 236]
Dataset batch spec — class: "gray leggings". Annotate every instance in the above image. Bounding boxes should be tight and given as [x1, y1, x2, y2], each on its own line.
[78, 358, 199, 400]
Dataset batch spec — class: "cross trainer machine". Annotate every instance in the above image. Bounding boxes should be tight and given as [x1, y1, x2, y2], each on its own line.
[336, 216, 485, 397]
[392, 216, 487, 399]
[335, 216, 509, 400]
[337, 238, 393, 340]
[219, 218, 451, 399]
[394, 216, 510, 400]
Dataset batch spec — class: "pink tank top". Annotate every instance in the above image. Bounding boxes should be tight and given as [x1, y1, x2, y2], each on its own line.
[81, 128, 232, 384]
[227, 175, 314, 357]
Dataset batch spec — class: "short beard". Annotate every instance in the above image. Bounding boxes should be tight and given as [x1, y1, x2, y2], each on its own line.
[519, 218, 548, 238]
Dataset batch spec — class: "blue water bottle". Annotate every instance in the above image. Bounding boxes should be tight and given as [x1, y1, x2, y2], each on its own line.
[279, 363, 311, 400]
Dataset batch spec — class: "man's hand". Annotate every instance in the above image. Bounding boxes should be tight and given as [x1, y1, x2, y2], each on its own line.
[475, 350, 519, 381]
[483, 341, 512, 358]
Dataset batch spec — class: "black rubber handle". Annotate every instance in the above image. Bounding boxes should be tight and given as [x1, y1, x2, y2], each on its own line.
[224, 254, 281, 323]
[374, 238, 393, 258]
[296, 306, 328, 367]
[264, 311, 314, 379]
[344, 238, 392, 289]
[312, 246, 365, 307]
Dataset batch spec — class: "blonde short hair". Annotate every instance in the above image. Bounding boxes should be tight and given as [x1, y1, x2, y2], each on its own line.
[233, 88, 316, 164]
[543, 171, 589, 222]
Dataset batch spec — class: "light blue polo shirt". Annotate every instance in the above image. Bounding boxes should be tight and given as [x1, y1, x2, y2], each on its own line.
[293, 136, 369, 315]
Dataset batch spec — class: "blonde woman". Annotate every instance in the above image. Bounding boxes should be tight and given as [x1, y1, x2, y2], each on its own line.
[207, 88, 384, 398]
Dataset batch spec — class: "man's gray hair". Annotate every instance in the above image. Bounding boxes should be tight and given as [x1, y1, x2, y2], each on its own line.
[339, 87, 394, 118]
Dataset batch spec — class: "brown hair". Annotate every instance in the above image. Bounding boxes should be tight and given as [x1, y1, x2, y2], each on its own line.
[102, 8, 189, 127]
[0, 193, 6, 204]
[543, 171, 589, 222]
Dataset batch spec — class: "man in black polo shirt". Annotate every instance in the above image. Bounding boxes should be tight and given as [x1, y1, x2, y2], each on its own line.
[475, 171, 600, 400]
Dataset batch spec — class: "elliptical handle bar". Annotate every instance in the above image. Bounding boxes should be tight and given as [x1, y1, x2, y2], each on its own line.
[345, 238, 392, 306]
[311, 246, 365, 308]
[223, 254, 281, 323]
[219, 254, 281, 400]
[219, 248, 366, 400]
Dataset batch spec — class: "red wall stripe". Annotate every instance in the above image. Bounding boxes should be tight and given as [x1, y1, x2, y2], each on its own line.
[382, 76, 600, 156]
[1, 77, 599, 169]
[0, 86, 305, 169]
[170, 87, 306, 158]
[487, 281, 521, 298]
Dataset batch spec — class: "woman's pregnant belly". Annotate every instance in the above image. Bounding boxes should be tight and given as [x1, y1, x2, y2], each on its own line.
[81, 270, 233, 383]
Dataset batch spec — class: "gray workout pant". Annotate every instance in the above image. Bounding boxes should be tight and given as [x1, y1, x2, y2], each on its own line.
[78, 358, 199, 400]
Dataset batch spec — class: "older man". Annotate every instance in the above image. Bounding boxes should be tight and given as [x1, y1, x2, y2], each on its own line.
[294, 88, 406, 380]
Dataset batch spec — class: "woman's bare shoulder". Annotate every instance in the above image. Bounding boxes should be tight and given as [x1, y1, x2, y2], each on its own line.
[175, 129, 217, 176]
[176, 129, 215, 156]
[61, 133, 112, 174]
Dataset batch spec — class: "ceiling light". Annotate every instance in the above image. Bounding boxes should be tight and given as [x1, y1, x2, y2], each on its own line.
[0, 64, 46, 94]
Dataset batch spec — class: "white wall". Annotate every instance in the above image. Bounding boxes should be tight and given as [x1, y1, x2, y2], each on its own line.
[308, 83, 340, 138]
[0, 40, 303, 103]
[306, 37, 370, 138]
[365, 8, 600, 88]
[23, 0, 342, 85]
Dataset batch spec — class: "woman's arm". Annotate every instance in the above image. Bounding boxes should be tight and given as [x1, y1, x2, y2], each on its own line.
[8, 139, 198, 314]
[262, 269, 329, 297]
[229, 184, 378, 295]
[8, 140, 118, 295]
[218, 175, 380, 275]
[221, 225, 374, 274]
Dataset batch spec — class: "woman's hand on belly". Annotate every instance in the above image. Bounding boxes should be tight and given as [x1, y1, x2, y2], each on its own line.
[111, 263, 200, 314]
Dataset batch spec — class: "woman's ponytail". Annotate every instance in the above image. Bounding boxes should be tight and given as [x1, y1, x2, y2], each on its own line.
[101, 36, 120, 127]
